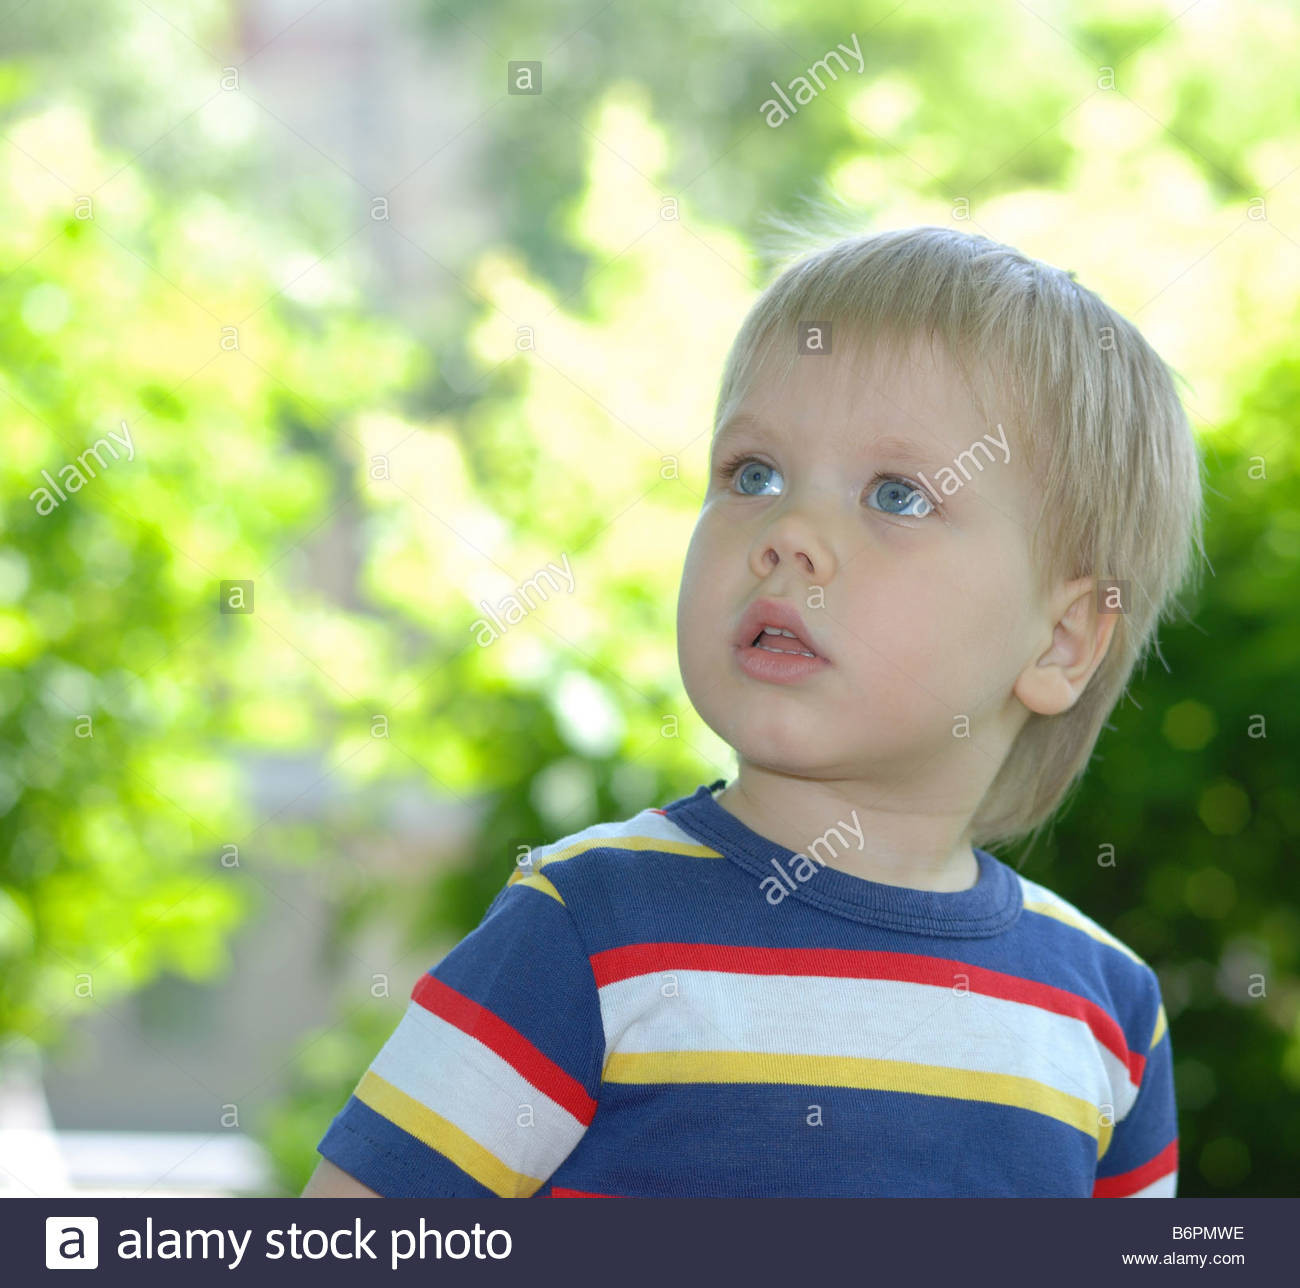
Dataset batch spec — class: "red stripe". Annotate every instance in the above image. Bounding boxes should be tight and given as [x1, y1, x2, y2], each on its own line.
[649, 808, 667, 814]
[410, 974, 597, 1125]
[1093, 1139, 1178, 1197]
[551, 1187, 622, 1197]
[591, 943, 1143, 1085]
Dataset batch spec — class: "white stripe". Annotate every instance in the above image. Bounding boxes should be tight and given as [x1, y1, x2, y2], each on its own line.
[370, 1000, 587, 1178]
[529, 807, 721, 863]
[1122, 1170, 1177, 1197]
[1019, 877, 1146, 965]
[600, 971, 1138, 1118]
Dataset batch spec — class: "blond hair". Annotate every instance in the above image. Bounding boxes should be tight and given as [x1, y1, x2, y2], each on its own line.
[713, 222, 1205, 849]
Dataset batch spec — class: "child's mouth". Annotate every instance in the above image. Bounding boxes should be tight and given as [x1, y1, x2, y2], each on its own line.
[750, 629, 818, 658]
[736, 633, 830, 684]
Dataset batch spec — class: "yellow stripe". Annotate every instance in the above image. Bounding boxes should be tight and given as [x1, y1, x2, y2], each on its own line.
[506, 871, 566, 904]
[1023, 899, 1145, 966]
[506, 834, 723, 889]
[356, 1069, 544, 1196]
[1149, 1003, 1167, 1050]
[603, 1050, 1113, 1158]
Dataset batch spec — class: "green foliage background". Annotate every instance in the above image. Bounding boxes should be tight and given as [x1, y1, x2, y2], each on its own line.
[1, 0, 1296, 1197]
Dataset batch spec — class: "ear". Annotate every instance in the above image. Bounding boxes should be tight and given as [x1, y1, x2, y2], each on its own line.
[1013, 575, 1120, 717]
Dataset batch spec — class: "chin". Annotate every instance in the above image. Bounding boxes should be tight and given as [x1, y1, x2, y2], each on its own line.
[719, 716, 827, 765]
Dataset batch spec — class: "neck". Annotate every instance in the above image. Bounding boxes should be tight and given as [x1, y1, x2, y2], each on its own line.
[713, 769, 981, 893]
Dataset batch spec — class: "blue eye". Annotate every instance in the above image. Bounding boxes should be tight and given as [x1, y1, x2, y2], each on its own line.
[716, 451, 939, 518]
[867, 477, 935, 518]
[719, 454, 783, 496]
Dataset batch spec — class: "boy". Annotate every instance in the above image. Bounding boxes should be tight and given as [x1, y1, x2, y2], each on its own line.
[303, 225, 1202, 1198]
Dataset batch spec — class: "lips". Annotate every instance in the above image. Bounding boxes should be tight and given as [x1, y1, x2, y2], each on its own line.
[733, 596, 827, 660]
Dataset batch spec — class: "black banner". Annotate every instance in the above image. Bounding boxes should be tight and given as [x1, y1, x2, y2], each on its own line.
[12, 1197, 1296, 1284]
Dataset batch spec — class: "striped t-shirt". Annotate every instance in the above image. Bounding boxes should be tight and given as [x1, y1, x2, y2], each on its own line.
[316, 781, 1178, 1197]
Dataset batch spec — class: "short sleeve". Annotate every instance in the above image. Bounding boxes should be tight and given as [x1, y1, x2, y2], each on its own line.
[1093, 993, 1179, 1197]
[315, 878, 605, 1197]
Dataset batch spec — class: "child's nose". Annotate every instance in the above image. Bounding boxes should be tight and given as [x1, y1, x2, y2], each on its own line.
[751, 506, 833, 581]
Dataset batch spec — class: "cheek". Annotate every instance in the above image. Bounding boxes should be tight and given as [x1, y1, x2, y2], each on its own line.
[845, 561, 947, 644]
[921, 558, 1033, 693]
[841, 559, 1010, 697]
[677, 523, 730, 657]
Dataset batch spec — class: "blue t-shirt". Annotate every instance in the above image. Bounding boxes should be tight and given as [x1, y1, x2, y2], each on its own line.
[315, 781, 1178, 1197]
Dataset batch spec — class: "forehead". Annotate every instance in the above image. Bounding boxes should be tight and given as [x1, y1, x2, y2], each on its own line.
[714, 411, 952, 474]
[716, 332, 996, 463]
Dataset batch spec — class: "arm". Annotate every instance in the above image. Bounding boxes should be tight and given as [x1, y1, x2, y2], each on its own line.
[1093, 988, 1179, 1197]
[310, 877, 605, 1197]
[301, 1157, 382, 1198]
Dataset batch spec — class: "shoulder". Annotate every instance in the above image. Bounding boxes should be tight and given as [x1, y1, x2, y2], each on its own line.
[1014, 873, 1167, 1051]
[495, 800, 722, 915]
[1016, 873, 1149, 969]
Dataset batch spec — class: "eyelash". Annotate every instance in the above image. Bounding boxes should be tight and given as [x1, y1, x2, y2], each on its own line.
[714, 451, 943, 518]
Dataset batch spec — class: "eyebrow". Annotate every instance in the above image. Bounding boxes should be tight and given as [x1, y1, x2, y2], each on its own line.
[711, 413, 775, 455]
[713, 414, 951, 475]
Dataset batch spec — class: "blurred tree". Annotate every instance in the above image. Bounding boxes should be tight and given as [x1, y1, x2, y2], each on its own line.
[0, 26, 421, 1056]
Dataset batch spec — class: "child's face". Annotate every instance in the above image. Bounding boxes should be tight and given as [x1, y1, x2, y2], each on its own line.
[677, 332, 1050, 788]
